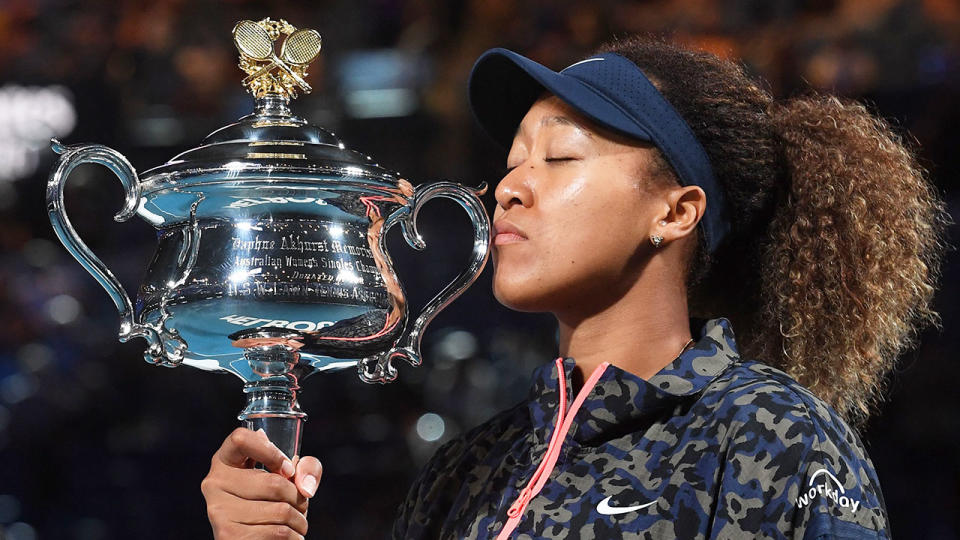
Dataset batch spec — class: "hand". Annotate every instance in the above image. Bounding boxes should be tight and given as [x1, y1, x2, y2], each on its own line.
[202, 427, 323, 539]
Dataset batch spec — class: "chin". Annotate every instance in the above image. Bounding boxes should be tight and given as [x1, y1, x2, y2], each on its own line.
[491, 275, 556, 313]
[493, 292, 548, 313]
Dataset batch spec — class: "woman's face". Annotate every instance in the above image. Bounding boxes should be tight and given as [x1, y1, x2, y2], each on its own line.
[492, 95, 667, 315]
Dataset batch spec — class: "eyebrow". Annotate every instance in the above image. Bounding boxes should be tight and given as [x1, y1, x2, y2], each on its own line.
[514, 115, 595, 138]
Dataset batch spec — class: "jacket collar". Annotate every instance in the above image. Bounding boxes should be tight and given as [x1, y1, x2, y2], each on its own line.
[526, 317, 740, 448]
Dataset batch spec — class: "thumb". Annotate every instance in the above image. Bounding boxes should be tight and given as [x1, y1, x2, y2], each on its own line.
[215, 427, 295, 477]
[294, 455, 323, 498]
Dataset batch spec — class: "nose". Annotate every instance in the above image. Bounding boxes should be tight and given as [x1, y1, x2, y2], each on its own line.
[495, 166, 533, 211]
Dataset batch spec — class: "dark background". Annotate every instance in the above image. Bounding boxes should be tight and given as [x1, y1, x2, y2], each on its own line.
[0, 0, 958, 538]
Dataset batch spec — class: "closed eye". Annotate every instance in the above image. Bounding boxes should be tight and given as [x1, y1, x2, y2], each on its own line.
[545, 157, 576, 163]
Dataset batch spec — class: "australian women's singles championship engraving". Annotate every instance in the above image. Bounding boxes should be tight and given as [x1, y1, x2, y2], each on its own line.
[220, 220, 386, 300]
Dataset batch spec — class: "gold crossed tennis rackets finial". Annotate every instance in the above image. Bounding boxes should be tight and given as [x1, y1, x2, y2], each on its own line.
[233, 18, 322, 99]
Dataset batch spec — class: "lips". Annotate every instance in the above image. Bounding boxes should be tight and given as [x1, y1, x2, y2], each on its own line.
[493, 220, 527, 245]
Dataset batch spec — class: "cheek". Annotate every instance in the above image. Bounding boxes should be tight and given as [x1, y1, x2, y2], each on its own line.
[546, 187, 643, 268]
[492, 191, 644, 310]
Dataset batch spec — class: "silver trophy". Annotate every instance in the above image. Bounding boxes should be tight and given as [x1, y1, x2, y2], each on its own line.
[45, 18, 490, 459]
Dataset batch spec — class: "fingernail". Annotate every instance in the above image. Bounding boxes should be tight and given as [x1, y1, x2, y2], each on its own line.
[281, 459, 295, 478]
[302, 474, 318, 497]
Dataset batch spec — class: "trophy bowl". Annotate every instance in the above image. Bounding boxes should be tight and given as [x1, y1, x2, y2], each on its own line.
[45, 18, 490, 459]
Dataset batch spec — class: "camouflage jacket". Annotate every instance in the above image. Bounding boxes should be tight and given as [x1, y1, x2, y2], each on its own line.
[392, 317, 890, 539]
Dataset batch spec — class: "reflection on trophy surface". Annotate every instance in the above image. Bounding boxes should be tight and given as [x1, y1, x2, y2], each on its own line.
[45, 17, 491, 459]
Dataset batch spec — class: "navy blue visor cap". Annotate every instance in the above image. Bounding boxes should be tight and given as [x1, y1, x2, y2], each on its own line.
[468, 48, 730, 253]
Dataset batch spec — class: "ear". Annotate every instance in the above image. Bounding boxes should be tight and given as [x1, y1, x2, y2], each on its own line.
[653, 185, 706, 245]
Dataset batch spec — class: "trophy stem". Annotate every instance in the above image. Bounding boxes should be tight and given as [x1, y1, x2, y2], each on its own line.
[235, 330, 308, 460]
[239, 381, 306, 460]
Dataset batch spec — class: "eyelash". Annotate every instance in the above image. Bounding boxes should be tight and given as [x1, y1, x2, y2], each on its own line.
[503, 157, 575, 174]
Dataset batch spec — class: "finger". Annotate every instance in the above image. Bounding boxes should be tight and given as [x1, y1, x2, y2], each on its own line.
[225, 495, 309, 536]
[208, 466, 308, 511]
[215, 428, 295, 477]
[294, 456, 323, 498]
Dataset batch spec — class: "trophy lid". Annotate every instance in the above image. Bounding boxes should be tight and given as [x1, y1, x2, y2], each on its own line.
[140, 18, 399, 189]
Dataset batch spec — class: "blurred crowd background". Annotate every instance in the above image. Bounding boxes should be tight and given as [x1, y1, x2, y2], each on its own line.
[0, 0, 958, 538]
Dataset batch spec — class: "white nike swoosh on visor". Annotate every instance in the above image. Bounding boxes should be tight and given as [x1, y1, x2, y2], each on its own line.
[561, 57, 605, 71]
[596, 495, 657, 515]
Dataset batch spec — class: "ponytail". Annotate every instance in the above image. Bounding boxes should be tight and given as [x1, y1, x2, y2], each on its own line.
[758, 96, 949, 424]
[598, 36, 951, 425]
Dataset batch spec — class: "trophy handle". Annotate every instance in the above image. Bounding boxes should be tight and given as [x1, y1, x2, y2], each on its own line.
[359, 181, 491, 383]
[47, 139, 163, 360]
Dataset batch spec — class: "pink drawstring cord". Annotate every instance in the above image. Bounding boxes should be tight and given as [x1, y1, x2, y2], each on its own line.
[495, 358, 610, 539]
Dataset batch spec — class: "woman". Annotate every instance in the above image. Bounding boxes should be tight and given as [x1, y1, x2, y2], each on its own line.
[202, 36, 948, 539]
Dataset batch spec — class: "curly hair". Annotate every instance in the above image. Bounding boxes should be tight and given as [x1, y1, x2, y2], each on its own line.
[597, 36, 951, 426]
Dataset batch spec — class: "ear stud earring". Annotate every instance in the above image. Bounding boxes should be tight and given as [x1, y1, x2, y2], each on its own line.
[651, 220, 667, 247]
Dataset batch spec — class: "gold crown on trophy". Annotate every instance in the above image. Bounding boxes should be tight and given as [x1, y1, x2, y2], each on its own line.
[232, 18, 322, 99]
